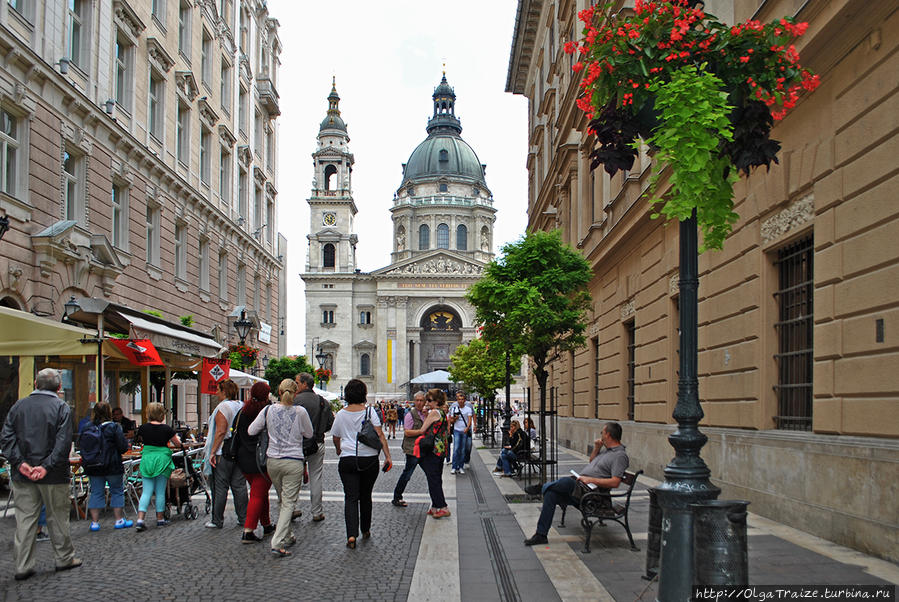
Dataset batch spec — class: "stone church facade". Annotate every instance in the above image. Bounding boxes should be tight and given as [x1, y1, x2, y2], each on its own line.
[302, 76, 496, 399]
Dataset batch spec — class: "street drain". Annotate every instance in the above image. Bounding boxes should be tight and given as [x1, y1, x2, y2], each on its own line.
[470, 467, 486, 504]
[483, 517, 521, 602]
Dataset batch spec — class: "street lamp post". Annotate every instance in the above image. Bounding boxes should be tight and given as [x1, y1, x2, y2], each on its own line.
[65, 297, 106, 406]
[654, 211, 720, 601]
[315, 346, 327, 390]
[233, 310, 252, 345]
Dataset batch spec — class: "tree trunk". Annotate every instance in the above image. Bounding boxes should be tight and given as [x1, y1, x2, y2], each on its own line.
[534, 362, 548, 485]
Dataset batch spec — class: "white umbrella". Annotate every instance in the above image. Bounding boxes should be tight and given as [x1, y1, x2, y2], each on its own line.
[313, 387, 338, 401]
[409, 369, 454, 384]
[228, 368, 266, 387]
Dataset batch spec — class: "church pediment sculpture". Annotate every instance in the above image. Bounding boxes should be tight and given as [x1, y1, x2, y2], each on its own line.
[385, 256, 482, 276]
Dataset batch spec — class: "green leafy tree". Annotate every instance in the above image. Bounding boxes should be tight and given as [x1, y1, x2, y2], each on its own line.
[467, 230, 592, 483]
[263, 355, 315, 396]
[448, 337, 507, 405]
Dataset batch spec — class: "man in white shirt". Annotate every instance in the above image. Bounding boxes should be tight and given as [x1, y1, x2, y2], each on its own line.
[449, 391, 474, 474]
[204, 379, 248, 529]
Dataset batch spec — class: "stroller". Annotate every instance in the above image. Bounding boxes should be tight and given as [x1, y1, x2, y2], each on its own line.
[164, 443, 211, 521]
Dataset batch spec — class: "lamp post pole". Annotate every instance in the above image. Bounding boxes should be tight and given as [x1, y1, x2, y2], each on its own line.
[654, 210, 720, 602]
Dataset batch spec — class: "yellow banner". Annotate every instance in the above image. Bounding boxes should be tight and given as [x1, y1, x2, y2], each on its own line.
[387, 339, 393, 384]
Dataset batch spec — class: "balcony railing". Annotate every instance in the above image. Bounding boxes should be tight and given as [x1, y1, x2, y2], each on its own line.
[257, 77, 280, 116]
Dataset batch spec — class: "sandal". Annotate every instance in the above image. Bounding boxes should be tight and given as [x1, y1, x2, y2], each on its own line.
[346, 537, 356, 549]
[270, 548, 291, 558]
[391, 499, 408, 508]
[362, 531, 371, 540]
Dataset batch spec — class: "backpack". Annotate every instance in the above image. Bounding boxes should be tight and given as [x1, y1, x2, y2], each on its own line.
[80, 422, 107, 470]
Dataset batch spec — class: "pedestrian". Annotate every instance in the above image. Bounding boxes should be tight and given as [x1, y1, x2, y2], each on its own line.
[293, 372, 334, 523]
[135, 402, 181, 531]
[415, 388, 451, 519]
[249, 379, 313, 558]
[524, 417, 538, 443]
[493, 420, 527, 477]
[449, 391, 474, 474]
[204, 379, 248, 529]
[1, 368, 81, 580]
[234, 381, 275, 544]
[392, 391, 429, 507]
[331, 379, 392, 549]
[386, 403, 398, 439]
[79, 401, 133, 531]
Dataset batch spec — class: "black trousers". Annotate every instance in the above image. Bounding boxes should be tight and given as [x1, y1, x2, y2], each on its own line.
[419, 453, 447, 509]
[337, 456, 379, 538]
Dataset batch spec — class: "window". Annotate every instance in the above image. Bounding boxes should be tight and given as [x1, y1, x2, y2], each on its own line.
[220, 59, 232, 114]
[218, 0, 231, 24]
[360, 353, 370, 376]
[418, 224, 429, 250]
[322, 310, 334, 324]
[625, 320, 635, 421]
[266, 199, 274, 244]
[217, 252, 227, 300]
[254, 111, 263, 157]
[238, 167, 247, 218]
[199, 238, 209, 291]
[253, 274, 260, 310]
[456, 224, 467, 251]
[436, 223, 449, 249]
[239, 7, 248, 53]
[174, 223, 186, 279]
[111, 184, 128, 249]
[176, 104, 190, 165]
[253, 186, 262, 232]
[146, 205, 160, 265]
[219, 148, 231, 204]
[151, 0, 165, 23]
[62, 149, 82, 223]
[439, 183, 448, 192]
[237, 264, 246, 305]
[774, 236, 814, 431]
[178, 1, 191, 59]
[201, 30, 212, 86]
[115, 34, 134, 112]
[265, 129, 274, 171]
[323, 243, 335, 269]
[360, 311, 372, 325]
[0, 109, 21, 198]
[265, 283, 272, 322]
[8, 0, 32, 20]
[238, 86, 248, 136]
[200, 127, 211, 184]
[67, 0, 87, 70]
[149, 71, 164, 140]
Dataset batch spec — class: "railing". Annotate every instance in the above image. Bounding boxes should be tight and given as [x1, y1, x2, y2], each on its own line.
[393, 195, 494, 208]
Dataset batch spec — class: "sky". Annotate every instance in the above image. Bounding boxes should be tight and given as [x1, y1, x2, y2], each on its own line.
[266, 1, 530, 356]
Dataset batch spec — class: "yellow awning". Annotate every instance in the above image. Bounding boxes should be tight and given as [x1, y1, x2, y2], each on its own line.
[0, 305, 96, 357]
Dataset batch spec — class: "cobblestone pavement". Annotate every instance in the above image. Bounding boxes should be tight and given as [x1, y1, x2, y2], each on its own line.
[0, 437, 429, 602]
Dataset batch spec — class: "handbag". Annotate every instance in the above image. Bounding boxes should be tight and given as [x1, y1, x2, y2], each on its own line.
[255, 406, 270, 473]
[356, 407, 382, 452]
[220, 410, 241, 461]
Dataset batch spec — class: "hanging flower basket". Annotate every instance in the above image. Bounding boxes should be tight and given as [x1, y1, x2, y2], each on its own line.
[228, 344, 258, 369]
[315, 367, 332, 383]
[569, 0, 820, 250]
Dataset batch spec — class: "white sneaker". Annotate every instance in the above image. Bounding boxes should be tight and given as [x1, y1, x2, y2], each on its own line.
[204, 521, 222, 529]
[450, 468, 457, 474]
[458, 469, 465, 475]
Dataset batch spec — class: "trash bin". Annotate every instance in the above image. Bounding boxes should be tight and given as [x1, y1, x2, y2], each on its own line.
[643, 488, 661, 580]
[692, 500, 750, 585]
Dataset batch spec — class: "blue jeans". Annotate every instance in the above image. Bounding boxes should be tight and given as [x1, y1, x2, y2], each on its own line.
[139, 474, 168, 514]
[465, 430, 473, 464]
[498, 449, 518, 475]
[88, 473, 125, 510]
[536, 477, 577, 536]
[451, 430, 469, 470]
[392, 454, 420, 500]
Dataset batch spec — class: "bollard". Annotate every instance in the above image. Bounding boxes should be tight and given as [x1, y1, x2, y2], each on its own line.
[643, 488, 661, 580]
[692, 500, 750, 586]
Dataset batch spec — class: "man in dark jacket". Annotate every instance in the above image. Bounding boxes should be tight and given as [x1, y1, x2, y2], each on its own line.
[293, 372, 334, 522]
[0, 368, 82, 580]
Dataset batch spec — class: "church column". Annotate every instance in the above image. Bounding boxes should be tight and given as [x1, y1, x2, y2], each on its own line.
[375, 296, 389, 394]
[396, 296, 408, 394]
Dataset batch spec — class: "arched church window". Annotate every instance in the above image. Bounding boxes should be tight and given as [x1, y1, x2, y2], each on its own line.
[324, 164, 338, 190]
[360, 353, 370, 376]
[437, 223, 449, 249]
[456, 224, 467, 251]
[323, 243, 335, 268]
[419, 224, 430, 250]
[439, 149, 448, 162]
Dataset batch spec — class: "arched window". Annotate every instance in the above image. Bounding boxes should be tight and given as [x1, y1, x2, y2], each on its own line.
[360, 353, 370, 376]
[456, 224, 467, 250]
[324, 164, 338, 190]
[436, 223, 449, 249]
[418, 224, 430, 250]
[323, 243, 335, 268]
[438, 149, 448, 162]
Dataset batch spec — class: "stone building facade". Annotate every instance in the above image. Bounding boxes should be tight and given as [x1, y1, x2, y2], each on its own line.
[302, 76, 498, 399]
[507, 0, 898, 560]
[0, 0, 285, 421]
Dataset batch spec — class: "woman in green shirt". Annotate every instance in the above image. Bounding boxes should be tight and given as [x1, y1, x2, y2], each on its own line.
[135, 403, 181, 531]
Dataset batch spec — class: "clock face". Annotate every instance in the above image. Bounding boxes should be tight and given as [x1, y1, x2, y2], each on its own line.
[323, 212, 337, 226]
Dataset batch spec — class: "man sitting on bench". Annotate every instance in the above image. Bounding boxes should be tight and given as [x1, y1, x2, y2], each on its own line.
[524, 422, 628, 546]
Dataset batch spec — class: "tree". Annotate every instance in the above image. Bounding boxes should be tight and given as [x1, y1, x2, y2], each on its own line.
[467, 230, 592, 483]
[448, 337, 507, 404]
[263, 355, 315, 396]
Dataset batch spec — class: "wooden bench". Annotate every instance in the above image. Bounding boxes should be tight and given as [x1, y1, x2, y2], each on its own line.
[560, 469, 643, 554]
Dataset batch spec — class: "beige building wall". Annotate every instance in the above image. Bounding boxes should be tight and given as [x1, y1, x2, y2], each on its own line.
[507, 0, 898, 560]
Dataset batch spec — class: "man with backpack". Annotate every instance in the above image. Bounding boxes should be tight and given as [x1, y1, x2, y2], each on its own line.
[78, 402, 132, 532]
[293, 372, 334, 522]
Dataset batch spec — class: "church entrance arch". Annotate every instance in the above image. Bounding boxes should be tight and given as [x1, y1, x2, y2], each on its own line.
[419, 305, 462, 373]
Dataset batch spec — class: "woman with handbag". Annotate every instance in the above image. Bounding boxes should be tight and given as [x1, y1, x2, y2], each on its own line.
[331, 379, 392, 549]
[248, 379, 313, 558]
[415, 389, 451, 519]
[236, 381, 275, 544]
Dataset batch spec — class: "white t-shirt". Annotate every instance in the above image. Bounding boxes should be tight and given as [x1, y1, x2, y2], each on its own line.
[449, 402, 473, 432]
[331, 407, 382, 458]
[208, 399, 242, 457]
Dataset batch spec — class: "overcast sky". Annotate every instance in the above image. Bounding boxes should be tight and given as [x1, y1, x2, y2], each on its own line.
[266, 1, 530, 356]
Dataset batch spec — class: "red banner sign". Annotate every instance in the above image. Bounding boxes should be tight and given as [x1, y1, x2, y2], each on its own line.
[201, 357, 231, 395]
[110, 338, 163, 366]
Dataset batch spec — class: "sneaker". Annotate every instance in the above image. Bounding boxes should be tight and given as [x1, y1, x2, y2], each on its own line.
[432, 508, 451, 519]
[263, 524, 276, 535]
[156, 520, 169, 527]
[450, 468, 457, 474]
[291, 509, 303, 521]
[458, 469, 465, 475]
[492, 468, 503, 474]
[89, 522, 101, 532]
[524, 533, 548, 546]
[115, 519, 134, 529]
[204, 521, 222, 529]
[241, 531, 262, 544]
[524, 484, 543, 496]
[36, 531, 50, 542]
[135, 520, 146, 532]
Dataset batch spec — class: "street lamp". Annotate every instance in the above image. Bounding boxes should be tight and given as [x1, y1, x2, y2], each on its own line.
[233, 309, 252, 345]
[315, 345, 327, 389]
[64, 296, 80, 320]
[261, 354, 269, 371]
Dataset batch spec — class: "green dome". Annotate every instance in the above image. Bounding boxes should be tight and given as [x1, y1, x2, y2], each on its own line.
[402, 134, 486, 186]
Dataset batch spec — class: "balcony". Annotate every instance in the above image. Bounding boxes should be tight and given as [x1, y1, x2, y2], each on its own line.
[257, 77, 280, 116]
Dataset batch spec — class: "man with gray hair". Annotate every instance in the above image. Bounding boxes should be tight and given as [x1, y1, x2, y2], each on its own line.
[293, 372, 334, 522]
[1, 368, 81, 580]
[391, 391, 429, 507]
